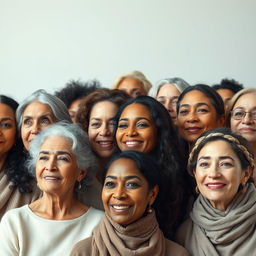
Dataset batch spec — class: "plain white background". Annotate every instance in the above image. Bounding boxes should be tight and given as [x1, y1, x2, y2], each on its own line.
[0, 0, 255, 102]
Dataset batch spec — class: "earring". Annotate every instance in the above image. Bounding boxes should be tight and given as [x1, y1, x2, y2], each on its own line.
[147, 204, 153, 214]
[78, 181, 82, 190]
[195, 186, 200, 194]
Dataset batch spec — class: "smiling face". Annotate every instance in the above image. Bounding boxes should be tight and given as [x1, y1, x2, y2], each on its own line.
[230, 92, 256, 145]
[21, 101, 56, 150]
[36, 136, 85, 195]
[88, 101, 118, 159]
[0, 103, 16, 161]
[177, 90, 224, 144]
[117, 77, 146, 98]
[116, 103, 158, 153]
[102, 157, 158, 226]
[194, 140, 251, 211]
[156, 84, 180, 124]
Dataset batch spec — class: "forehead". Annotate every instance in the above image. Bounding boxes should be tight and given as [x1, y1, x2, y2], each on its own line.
[181, 90, 213, 106]
[90, 101, 118, 117]
[40, 136, 72, 151]
[23, 101, 53, 115]
[198, 140, 235, 158]
[217, 89, 234, 99]
[158, 84, 180, 97]
[0, 103, 15, 118]
[120, 103, 152, 119]
[233, 92, 256, 108]
[106, 158, 142, 177]
[118, 77, 144, 90]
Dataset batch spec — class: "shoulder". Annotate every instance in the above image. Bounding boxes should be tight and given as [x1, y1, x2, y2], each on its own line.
[165, 239, 191, 256]
[70, 237, 92, 256]
[175, 218, 193, 246]
[86, 207, 104, 219]
[1, 205, 29, 222]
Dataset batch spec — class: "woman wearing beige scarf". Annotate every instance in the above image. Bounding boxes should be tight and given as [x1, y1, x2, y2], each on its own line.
[0, 95, 40, 219]
[71, 151, 190, 256]
[176, 128, 256, 256]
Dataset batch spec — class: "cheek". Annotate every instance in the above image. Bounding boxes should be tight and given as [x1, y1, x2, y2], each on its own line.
[88, 129, 97, 143]
[230, 120, 239, 131]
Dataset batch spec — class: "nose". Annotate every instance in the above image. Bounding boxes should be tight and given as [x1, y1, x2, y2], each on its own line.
[45, 158, 57, 172]
[99, 123, 111, 136]
[126, 126, 138, 137]
[113, 184, 127, 200]
[242, 113, 253, 124]
[187, 111, 199, 123]
[208, 163, 221, 178]
[30, 121, 40, 134]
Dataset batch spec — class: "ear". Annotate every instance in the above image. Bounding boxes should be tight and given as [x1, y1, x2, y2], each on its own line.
[148, 185, 159, 206]
[77, 169, 88, 182]
[192, 169, 196, 176]
[217, 115, 225, 127]
[241, 166, 252, 186]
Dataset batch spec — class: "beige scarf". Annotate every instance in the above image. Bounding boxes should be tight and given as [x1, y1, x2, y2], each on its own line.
[184, 183, 256, 256]
[0, 170, 40, 219]
[91, 211, 166, 256]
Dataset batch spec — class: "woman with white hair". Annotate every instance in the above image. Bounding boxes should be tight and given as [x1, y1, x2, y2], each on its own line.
[0, 122, 103, 255]
[155, 77, 190, 125]
[113, 70, 152, 97]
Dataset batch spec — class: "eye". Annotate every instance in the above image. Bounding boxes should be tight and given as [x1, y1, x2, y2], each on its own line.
[133, 91, 142, 97]
[126, 181, 140, 189]
[39, 155, 48, 161]
[171, 100, 178, 106]
[58, 156, 70, 162]
[0, 122, 12, 129]
[109, 120, 115, 127]
[40, 118, 51, 126]
[158, 100, 166, 105]
[232, 110, 244, 118]
[136, 122, 149, 128]
[252, 111, 256, 119]
[90, 122, 101, 128]
[104, 181, 115, 188]
[117, 122, 128, 129]
[220, 161, 233, 168]
[197, 108, 209, 114]
[23, 118, 32, 126]
[198, 162, 209, 168]
[179, 109, 189, 115]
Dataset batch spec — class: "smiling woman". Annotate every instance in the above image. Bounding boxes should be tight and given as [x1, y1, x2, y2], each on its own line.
[0, 122, 103, 255]
[176, 128, 256, 256]
[70, 151, 190, 256]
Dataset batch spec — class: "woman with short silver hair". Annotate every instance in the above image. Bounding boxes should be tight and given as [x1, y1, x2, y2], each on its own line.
[0, 122, 103, 256]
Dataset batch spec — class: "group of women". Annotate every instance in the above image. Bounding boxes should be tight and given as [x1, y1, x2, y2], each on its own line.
[0, 73, 256, 255]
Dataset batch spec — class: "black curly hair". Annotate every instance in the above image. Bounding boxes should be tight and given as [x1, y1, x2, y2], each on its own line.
[212, 78, 244, 94]
[0, 95, 34, 193]
[55, 79, 102, 108]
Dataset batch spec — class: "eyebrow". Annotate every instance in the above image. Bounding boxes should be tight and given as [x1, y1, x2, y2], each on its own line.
[39, 151, 72, 157]
[105, 175, 142, 180]
[198, 156, 234, 161]
[23, 113, 53, 119]
[180, 102, 210, 108]
[119, 117, 151, 122]
[157, 96, 178, 100]
[0, 117, 14, 122]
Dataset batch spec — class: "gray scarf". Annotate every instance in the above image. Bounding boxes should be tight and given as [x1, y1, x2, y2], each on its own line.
[185, 183, 256, 255]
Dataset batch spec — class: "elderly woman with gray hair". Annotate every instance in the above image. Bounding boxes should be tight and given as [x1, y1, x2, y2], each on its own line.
[155, 77, 190, 125]
[0, 122, 103, 256]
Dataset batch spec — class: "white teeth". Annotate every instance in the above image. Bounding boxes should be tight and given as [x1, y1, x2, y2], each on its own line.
[98, 141, 112, 145]
[207, 184, 224, 187]
[44, 177, 59, 180]
[125, 141, 139, 145]
[112, 205, 129, 210]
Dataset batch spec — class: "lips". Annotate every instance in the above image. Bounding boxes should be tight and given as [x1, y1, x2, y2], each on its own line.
[238, 128, 256, 133]
[96, 140, 113, 148]
[43, 176, 61, 181]
[185, 127, 202, 134]
[123, 140, 142, 148]
[205, 183, 226, 189]
[111, 204, 131, 213]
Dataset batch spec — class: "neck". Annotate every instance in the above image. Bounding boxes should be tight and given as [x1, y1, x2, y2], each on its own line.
[0, 153, 8, 172]
[30, 189, 86, 220]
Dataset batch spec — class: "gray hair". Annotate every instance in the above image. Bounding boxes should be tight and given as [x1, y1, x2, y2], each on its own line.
[16, 89, 71, 131]
[113, 70, 152, 94]
[27, 121, 97, 189]
[155, 77, 190, 96]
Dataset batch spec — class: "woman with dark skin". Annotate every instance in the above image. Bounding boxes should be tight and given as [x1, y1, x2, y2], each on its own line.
[0, 95, 40, 219]
[70, 151, 190, 256]
[113, 96, 190, 239]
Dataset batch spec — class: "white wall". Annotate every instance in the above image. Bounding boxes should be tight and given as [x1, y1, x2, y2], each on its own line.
[0, 0, 255, 102]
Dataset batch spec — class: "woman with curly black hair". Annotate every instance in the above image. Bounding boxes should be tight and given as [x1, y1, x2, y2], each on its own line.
[113, 96, 191, 239]
[0, 95, 40, 219]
